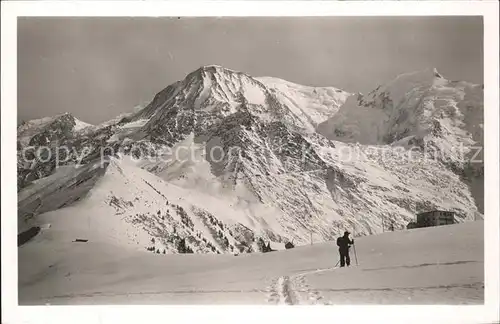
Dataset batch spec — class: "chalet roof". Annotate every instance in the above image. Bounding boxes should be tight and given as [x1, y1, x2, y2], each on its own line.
[417, 210, 455, 215]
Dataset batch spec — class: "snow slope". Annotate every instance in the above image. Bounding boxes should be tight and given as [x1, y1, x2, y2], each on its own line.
[20, 155, 287, 255]
[17, 160, 107, 233]
[18, 221, 484, 305]
[257, 76, 350, 126]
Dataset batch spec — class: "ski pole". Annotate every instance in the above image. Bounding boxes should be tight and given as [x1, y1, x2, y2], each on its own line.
[352, 243, 359, 266]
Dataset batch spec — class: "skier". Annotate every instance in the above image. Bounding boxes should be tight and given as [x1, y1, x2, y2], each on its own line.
[336, 231, 354, 267]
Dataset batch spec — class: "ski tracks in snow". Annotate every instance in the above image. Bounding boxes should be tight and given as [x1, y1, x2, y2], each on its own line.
[266, 276, 300, 305]
[266, 268, 335, 305]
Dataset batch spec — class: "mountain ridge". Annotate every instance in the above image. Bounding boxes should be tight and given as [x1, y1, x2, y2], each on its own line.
[17, 65, 484, 254]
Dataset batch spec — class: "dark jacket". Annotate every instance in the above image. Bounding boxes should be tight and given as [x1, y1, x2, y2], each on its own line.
[336, 235, 354, 252]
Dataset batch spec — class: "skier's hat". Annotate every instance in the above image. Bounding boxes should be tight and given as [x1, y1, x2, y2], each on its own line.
[344, 231, 350, 235]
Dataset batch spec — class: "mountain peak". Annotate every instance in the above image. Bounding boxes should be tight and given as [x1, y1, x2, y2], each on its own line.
[195, 65, 241, 75]
[431, 67, 443, 78]
[200, 64, 226, 70]
[182, 65, 247, 87]
[392, 67, 445, 83]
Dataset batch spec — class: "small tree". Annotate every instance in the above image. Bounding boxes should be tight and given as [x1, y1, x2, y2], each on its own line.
[177, 238, 187, 254]
[257, 238, 265, 252]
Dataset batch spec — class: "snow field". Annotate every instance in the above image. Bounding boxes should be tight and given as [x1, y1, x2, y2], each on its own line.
[19, 221, 483, 305]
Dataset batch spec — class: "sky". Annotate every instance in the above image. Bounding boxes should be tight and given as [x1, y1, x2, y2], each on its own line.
[18, 17, 483, 124]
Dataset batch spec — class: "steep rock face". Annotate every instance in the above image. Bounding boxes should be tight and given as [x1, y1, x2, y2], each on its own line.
[17, 66, 483, 253]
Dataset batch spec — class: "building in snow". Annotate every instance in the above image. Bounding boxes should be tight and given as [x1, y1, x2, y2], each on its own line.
[406, 222, 418, 230]
[416, 210, 456, 228]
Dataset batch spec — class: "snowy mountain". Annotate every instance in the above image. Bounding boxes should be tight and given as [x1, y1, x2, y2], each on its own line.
[17, 113, 96, 190]
[18, 112, 93, 147]
[257, 76, 351, 127]
[317, 68, 483, 150]
[317, 67, 484, 212]
[17, 65, 484, 255]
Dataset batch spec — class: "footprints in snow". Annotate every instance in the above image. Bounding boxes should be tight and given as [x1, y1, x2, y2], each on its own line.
[295, 275, 324, 304]
[266, 276, 295, 305]
[266, 274, 326, 305]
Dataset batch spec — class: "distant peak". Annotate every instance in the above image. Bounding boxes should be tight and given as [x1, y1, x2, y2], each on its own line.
[431, 67, 443, 78]
[53, 112, 93, 127]
[201, 64, 224, 69]
[182, 65, 253, 89]
[197, 65, 239, 74]
[54, 112, 77, 120]
[416, 67, 444, 79]
[385, 67, 447, 91]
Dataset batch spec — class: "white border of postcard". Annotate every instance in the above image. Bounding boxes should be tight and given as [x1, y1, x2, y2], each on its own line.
[2, 1, 499, 324]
